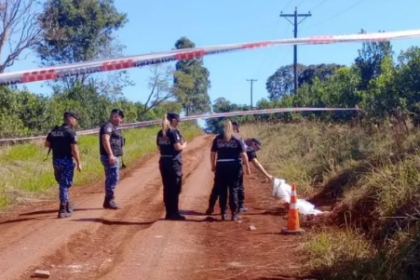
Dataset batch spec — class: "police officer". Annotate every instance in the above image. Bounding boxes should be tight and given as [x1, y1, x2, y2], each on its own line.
[210, 120, 251, 221]
[231, 121, 248, 212]
[243, 138, 273, 182]
[157, 113, 187, 220]
[45, 112, 82, 218]
[100, 108, 125, 209]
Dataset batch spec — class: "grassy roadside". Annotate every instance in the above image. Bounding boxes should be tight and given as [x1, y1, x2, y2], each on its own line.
[0, 123, 202, 209]
[240, 122, 420, 280]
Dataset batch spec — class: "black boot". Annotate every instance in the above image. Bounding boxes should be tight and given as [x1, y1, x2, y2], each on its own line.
[66, 201, 74, 213]
[58, 202, 70, 218]
[231, 211, 240, 221]
[103, 196, 119, 209]
[205, 206, 214, 215]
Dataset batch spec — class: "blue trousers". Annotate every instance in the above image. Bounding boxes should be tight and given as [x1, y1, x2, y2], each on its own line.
[53, 158, 75, 203]
[100, 155, 120, 198]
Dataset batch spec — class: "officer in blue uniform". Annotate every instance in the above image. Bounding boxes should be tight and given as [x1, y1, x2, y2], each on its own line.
[210, 120, 251, 221]
[157, 113, 187, 220]
[45, 112, 82, 218]
[100, 108, 125, 209]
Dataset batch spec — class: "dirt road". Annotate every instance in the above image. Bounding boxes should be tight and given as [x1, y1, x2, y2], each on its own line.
[0, 135, 310, 280]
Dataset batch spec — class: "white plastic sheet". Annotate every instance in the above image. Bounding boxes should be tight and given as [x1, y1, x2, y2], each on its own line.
[272, 178, 323, 216]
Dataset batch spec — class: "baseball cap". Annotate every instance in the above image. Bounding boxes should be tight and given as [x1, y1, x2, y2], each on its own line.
[232, 121, 240, 132]
[111, 108, 125, 119]
[251, 138, 262, 150]
[64, 111, 80, 120]
[167, 112, 180, 121]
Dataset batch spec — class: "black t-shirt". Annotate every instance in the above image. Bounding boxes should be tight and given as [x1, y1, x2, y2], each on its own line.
[211, 134, 245, 166]
[99, 121, 124, 157]
[245, 142, 257, 161]
[156, 128, 183, 163]
[46, 124, 77, 159]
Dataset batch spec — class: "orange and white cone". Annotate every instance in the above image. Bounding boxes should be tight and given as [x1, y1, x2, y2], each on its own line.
[281, 183, 305, 234]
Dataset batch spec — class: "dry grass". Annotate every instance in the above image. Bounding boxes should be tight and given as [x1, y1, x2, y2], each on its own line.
[240, 121, 420, 280]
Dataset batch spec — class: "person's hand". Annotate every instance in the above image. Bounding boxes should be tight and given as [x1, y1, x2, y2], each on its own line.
[267, 175, 273, 181]
[77, 163, 82, 172]
[109, 155, 116, 165]
[246, 167, 251, 175]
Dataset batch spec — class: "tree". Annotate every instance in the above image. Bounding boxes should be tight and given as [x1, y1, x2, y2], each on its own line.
[37, 0, 128, 90]
[266, 64, 306, 100]
[0, 0, 42, 73]
[298, 64, 344, 87]
[173, 37, 211, 116]
[139, 64, 175, 117]
[354, 29, 393, 91]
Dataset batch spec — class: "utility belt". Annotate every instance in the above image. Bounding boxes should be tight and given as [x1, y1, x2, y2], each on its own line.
[52, 156, 73, 160]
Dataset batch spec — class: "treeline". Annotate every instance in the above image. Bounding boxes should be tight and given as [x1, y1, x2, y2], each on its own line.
[0, 0, 212, 138]
[206, 31, 420, 132]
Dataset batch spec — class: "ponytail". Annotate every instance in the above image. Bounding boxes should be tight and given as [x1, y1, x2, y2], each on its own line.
[161, 114, 170, 137]
[223, 121, 234, 142]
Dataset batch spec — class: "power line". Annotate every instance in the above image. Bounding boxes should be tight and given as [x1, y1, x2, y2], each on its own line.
[308, 0, 329, 12]
[303, 0, 365, 30]
[280, 7, 312, 95]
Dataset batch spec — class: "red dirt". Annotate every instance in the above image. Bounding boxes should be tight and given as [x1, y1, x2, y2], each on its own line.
[0, 135, 312, 280]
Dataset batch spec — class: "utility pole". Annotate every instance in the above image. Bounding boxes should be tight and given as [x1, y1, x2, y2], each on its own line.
[246, 79, 257, 109]
[280, 7, 311, 95]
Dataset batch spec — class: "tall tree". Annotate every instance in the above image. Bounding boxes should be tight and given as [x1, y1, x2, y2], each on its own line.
[266, 64, 306, 100]
[139, 64, 176, 117]
[0, 0, 42, 73]
[37, 0, 128, 90]
[298, 64, 344, 87]
[354, 29, 393, 91]
[172, 36, 211, 116]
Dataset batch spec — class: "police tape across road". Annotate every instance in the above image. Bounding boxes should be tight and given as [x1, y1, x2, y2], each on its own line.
[0, 107, 359, 143]
[0, 28, 420, 86]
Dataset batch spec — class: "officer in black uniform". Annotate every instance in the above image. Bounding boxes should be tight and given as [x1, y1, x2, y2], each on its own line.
[99, 108, 125, 209]
[210, 120, 251, 221]
[243, 138, 273, 181]
[45, 112, 82, 218]
[157, 112, 187, 220]
[231, 121, 248, 212]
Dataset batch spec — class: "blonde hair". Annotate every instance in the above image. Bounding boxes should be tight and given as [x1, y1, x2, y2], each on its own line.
[161, 114, 171, 137]
[223, 120, 234, 142]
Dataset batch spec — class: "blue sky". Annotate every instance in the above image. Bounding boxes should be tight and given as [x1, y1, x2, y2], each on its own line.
[5, 0, 420, 112]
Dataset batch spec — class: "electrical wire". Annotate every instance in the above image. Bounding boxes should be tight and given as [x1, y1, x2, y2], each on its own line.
[303, 0, 366, 30]
[308, 0, 329, 12]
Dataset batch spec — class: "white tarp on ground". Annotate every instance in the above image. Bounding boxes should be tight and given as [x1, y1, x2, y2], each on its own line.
[272, 178, 323, 216]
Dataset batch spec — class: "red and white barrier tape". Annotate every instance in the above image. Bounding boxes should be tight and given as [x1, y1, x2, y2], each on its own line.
[0, 107, 359, 143]
[0, 29, 419, 85]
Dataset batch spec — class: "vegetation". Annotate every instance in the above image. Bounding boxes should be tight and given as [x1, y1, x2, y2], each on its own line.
[0, 122, 201, 209]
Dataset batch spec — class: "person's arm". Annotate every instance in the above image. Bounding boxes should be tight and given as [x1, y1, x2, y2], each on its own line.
[241, 152, 251, 175]
[250, 158, 272, 180]
[210, 137, 218, 172]
[69, 131, 82, 172]
[169, 130, 187, 151]
[101, 124, 116, 164]
[45, 133, 52, 148]
[210, 152, 216, 172]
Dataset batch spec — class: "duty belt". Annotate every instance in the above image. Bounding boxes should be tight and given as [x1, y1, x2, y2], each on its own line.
[217, 159, 235, 162]
[160, 155, 173, 158]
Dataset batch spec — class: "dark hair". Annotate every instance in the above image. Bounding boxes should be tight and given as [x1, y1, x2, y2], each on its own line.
[111, 108, 124, 119]
[167, 112, 180, 121]
[64, 111, 79, 120]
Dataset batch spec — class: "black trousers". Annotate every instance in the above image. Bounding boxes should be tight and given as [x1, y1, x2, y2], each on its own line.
[214, 165, 241, 214]
[159, 161, 182, 215]
[208, 166, 244, 209]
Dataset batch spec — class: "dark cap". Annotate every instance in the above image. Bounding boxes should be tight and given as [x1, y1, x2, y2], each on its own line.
[232, 121, 239, 132]
[111, 108, 124, 119]
[251, 138, 262, 150]
[64, 111, 80, 120]
[167, 112, 180, 121]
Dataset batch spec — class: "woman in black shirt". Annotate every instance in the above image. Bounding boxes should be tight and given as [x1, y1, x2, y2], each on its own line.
[210, 121, 251, 221]
[156, 113, 187, 220]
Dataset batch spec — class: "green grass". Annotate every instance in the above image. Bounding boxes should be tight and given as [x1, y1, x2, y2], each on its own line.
[0, 123, 202, 209]
[240, 121, 420, 280]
